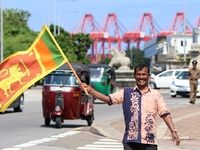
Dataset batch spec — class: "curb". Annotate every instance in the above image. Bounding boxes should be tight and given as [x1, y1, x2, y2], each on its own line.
[90, 104, 200, 150]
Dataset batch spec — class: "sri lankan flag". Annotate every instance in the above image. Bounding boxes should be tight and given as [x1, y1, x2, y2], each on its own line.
[0, 24, 69, 112]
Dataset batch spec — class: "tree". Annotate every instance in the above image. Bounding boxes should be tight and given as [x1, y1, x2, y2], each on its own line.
[100, 58, 111, 65]
[3, 9, 37, 59]
[50, 25, 93, 64]
[3, 9, 93, 64]
[125, 46, 150, 69]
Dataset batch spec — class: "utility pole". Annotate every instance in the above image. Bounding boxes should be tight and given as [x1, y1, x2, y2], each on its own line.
[0, 0, 3, 62]
[183, 0, 187, 68]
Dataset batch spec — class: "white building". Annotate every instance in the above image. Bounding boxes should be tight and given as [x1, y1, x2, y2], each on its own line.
[144, 33, 193, 58]
[167, 33, 193, 55]
[143, 33, 193, 70]
[193, 28, 200, 43]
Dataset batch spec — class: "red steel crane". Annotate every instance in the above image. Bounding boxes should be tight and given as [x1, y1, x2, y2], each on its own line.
[71, 14, 103, 63]
[122, 13, 158, 49]
[91, 13, 126, 63]
[100, 13, 126, 51]
[196, 16, 200, 28]
[158, 12, 193, 36]
[71, 13, 126, 64]
[71, 13, 101, 33]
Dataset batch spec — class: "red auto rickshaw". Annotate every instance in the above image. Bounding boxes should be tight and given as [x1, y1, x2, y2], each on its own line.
[42, 63, 94, 128]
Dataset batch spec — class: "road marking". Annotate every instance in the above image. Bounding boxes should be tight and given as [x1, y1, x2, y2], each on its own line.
[2, 131, 80, 150]
[76, 138, 123, 150]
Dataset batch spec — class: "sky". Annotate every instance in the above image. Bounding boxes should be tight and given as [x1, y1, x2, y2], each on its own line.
[2, 0, 200, 50]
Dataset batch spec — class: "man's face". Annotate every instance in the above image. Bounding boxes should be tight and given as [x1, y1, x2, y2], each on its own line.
[193, 63, 197, 68]
[134, 67, 150, 87]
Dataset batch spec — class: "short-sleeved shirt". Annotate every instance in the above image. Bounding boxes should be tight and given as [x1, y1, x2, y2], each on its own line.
[108, 85, 170, 145]
[188, 68, 200, 81]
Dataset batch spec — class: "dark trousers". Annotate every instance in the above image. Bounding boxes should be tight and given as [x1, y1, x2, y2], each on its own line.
[123, 142, 157, 150]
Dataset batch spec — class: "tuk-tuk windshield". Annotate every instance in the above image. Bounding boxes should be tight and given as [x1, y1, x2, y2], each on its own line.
[44, 72, 78, 86]
[90, 68, 104, 78]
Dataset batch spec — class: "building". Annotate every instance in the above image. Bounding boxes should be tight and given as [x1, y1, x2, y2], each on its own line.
[143, 32, 195, 72]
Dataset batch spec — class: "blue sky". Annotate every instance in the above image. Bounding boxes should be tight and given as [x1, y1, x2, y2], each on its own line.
[2, 0, 200, 50]
[3, 0, 199, 32]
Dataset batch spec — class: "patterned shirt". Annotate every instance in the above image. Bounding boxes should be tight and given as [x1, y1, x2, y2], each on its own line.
[108, 85, 170, 145]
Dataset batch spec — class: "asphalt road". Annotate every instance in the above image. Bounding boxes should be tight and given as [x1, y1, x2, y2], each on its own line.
[0, 86, 195, 150]
[0, 86, 123, 150]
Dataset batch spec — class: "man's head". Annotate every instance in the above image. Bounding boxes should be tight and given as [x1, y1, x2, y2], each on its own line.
[192, 60, 198, 68]
[134, 63, 150, 88]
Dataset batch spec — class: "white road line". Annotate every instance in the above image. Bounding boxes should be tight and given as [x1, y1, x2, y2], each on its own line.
[93, 142, 122, 144]
[76, 138, 123, 150]
[2, 131, 80, 150]
[85, 144, 123, 147]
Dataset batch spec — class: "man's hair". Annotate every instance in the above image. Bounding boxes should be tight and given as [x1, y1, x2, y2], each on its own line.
[134, 63, 150, 75]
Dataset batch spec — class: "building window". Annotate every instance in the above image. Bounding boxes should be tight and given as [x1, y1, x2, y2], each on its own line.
[181, 41, 187, 46]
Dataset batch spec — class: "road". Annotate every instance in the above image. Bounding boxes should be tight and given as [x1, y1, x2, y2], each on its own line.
[0, 86, 195, 150]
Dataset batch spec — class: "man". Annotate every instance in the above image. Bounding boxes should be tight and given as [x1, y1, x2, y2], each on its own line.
[79, 63, 180, 150]
[107, 68, 115, 93]
[187, 60, 200, 104]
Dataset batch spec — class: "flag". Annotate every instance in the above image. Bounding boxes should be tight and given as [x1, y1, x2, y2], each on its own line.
[0, 24, 69, 112]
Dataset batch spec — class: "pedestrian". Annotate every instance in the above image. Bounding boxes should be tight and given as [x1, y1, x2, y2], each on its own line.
[187, 60, 200, 104]
[107, 67, 115, 93]
[79, 63, 180, 150]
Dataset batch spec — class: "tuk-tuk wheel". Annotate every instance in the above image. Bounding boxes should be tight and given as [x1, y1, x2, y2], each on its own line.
[87, 114, 94, 126]
[55, 116, 62, 128]
[45, 118, 51, 126]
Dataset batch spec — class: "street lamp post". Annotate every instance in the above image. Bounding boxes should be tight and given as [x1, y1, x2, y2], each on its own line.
[183, 0, 186, 67]
[58, 11, 76, 35]
[48, 0, 50, 28]
[54, 0, 77, 36]
[0, 0, 3, 62]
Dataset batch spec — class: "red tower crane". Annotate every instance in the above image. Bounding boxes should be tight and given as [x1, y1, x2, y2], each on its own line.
[71, 13, 126, 64]
[71, 14, 103, 63]
[122, 13, 158, 49]
[196, 16, 200, 28]
[100, 13, 126, 51]
[71, 13, 101, 33]
[158, 12, 193, 36]
[91, 13, 126, 63]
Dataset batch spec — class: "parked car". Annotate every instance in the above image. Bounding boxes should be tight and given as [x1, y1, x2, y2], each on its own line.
[150, 69, 186, 89]
[7, 93, 24, 112]
[170, 70, 200, 97]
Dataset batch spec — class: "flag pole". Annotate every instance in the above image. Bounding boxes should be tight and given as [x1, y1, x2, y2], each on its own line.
[44, 24, 88, 95]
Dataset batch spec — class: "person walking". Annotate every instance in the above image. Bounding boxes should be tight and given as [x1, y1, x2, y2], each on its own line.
[187, 60, 200, 104]
[79, 63, 180, 150]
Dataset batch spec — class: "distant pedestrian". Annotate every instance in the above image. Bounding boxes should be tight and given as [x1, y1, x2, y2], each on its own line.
[79, 63, 180, 150]
[187, 60, 200, 104]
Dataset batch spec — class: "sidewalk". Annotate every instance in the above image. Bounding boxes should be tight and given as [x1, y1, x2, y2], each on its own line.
[91, 103, 200, 150]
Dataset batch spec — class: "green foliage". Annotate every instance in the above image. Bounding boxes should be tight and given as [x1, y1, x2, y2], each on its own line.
[157, 39, 166, 44]
[3, 9, 37, 59]
[3, 10, 93, 64]
[50, 25, 93, 64]
[4, 8, 30, 28]
[100, 58, 111, 65]
[125, 46, 150, 69]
